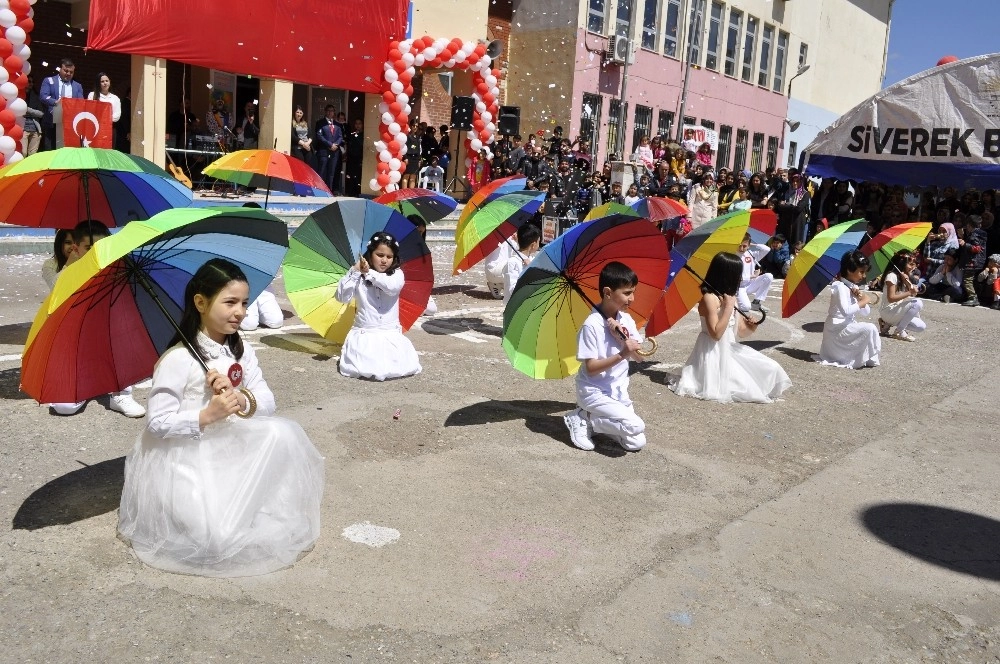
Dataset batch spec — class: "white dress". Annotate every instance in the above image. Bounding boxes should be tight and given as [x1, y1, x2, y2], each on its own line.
[817, 280, 881, 369]
[336, 267, 422, 381]
[672, 310, 791, 403]
[118, 333, 325, 577]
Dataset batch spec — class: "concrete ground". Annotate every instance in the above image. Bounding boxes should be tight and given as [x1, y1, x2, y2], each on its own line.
[0, 245, 998, 663]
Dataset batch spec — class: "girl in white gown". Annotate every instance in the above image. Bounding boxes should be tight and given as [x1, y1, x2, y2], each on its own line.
[817, 250, 881, 369]
[672, 252, 791, 403]
[336, 231, 422, 380]
[118, 259, 325, 577]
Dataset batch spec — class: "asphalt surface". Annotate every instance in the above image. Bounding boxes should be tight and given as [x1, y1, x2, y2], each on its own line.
[0, 246, 998, 663]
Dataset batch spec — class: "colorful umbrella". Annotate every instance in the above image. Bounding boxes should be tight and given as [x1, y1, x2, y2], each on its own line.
[645, 209, 774, 336]
[455, 175, 527, 236]
[861, 222, 932, 277]
[21, 207, 288, 404]
[583, 201, 641, 222]
[746, 207, 779, 245]
[202, 149, 332, 208]
[283, 199, 432, 343]
[782, 219, 869, 318]
[453, 191, 546, 275]
[502, 214, 671, 379]
[0, 147, 193, 228]
[629, 196, 687, 222]
[374, 188, 458, 224]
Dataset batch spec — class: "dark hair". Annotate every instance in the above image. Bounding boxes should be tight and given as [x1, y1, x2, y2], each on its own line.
[838, 250, 871, 278]
[173, 259, 247, 362]
[769, 234, 786, 244]
[702, 252, 742, 296]
[91, 72, 112, 100]
[60, 58, 75, 68]
[405, 214, 427, 239]
[53, 229, 72, 271]
[364, 231, 401, 275]
[943, 247, 960, 260]
[71, 219, 110, 245]
[517, 224, 540, 251]
[599, 261, 638, 294]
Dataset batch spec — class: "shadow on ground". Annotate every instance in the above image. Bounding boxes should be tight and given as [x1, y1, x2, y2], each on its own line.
[259, 333, 340, 361]
[0, 367, 30, 400]
[13, 457, 125, 530]
[802, 322, 825, 334]
[860, 503, 1000, 581]
[775, 347, 816, 363]
[0, 322, 30, 345]
[422, 316, 502, 338]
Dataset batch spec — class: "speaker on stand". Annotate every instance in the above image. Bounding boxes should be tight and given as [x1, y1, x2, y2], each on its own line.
[446, 96, 476, 199]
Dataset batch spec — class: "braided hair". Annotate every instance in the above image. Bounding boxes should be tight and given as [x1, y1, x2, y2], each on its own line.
[363, 231, 401, 275]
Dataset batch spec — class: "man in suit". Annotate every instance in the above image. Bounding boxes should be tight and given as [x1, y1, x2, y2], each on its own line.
[39, 58, 84, 151]
[314, 105, 343, 194]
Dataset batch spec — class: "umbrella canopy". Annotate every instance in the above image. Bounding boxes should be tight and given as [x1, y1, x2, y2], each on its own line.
[782, 219, 869, 318]
[630, 196, 688, 222]
[502, 214, 670, 379]
[283, 199, 432, 343]
[202, 149, 332, 206]
[0, 147, 193, 228]
[583, 201, 641, 221]
[455, 175, 527, 236]
[374, 188, 458, 224]
[746, 207, 779, 245]
[22, 207, 288, 404]
[860, 222, 932, 277]
[453, 191, 546, 275]
[645, 209, 774, 337]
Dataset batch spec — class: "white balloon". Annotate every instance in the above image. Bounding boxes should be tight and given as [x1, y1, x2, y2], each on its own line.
[453, 51, 466, 63]
[0, 125, 4, 138]
[0, 136, 16, 155]
[470, 139, 483, 152]
[0, 68, 8, 85]
[463, 42, 476, 54]
[396, 93, 408, 105]
[480, 56, 492, 70]
[388, 170, 400, 184]
[434, 38, 448, 50]
[381, 111, 393, 124]
[405, 66, 415, 78]
[6, 25, 26, 45]
[388, 122, 401, 135]
[378, 102, 389, 114]
[370, 178, 380, 190]
[379, 150, 391, 162]
[5, 151, 23, 164]
[466, 130, 476, 141]
[422, 48, 435, 60]
[374, 140, 387, 152]
[490, 86, 500, 98]
[413, 55, 425, 67]
[0, 82, 18, 102]
[481, 112, 492, 123]
[393, 134, 407, 148]
[403, 104, 411, 115]
[384, 69, 398, 83]
[8, 97, 26, 116]
[0, 1, 10, 9]
[383, 61, 393, 72]
[388, 158, 401, 171]
[475, 101, 486, 113]
[390, 80, 404, 95]
[485, 75, 497, 87]
[401, 52, 414, 66]
[398, 40, 411, 53]
[20, 60, 29, 75]
[0, 9, 16, 28]
[14, 44, 29, 60]
[444, 59, 456, 69]
[485, 122, 496, 133]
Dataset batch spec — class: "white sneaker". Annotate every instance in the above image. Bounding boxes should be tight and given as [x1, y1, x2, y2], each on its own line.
[564, 409, 594, 451]
[109, 393, 146, 418]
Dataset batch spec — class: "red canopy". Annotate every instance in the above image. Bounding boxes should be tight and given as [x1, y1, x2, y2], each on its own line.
[86, 0, 408, 92]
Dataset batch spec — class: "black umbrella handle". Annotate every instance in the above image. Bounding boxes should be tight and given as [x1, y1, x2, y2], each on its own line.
[681, 264, 764, 325]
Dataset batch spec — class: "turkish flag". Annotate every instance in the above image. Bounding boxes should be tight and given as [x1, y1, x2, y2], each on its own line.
[61, 98, 114, 148]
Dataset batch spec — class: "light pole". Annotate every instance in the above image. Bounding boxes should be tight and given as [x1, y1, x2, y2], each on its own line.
[787, 63, 811, 98]
[615, 0, 638, 160]
[675, 0, 704, 143]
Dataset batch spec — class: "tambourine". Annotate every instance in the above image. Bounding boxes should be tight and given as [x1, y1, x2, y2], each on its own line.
[635, 337, 658, 357]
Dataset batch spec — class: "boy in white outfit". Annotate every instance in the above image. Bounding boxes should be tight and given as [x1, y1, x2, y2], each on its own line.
[564, 261, 647, 452]
[484, 235, 515, 299]
[737, 233, 773, 312]
[241, 289, 284, 330]
[502, 225, 541, 304]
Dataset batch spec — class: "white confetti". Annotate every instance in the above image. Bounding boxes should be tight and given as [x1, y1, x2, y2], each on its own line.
[342, 522, 400, 548]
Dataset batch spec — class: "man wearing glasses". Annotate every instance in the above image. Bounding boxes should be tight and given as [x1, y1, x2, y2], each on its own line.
[39, 58, 84, 151]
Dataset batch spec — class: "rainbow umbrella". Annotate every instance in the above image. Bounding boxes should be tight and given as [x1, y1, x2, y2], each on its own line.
[645, 209, 774, 337]
[746, 208, 779, 245]
[283, 199, 432, 344]
[21, 207, 288, 404]
[502, 214, 670, 379]
[630, 196, 687, 222]
[0, 147, 192, 228]
[453, 191, 546, 275]
[202, 149, 332, 208]
[861, 222, 932, 277]
[782, 219, 869, 318]
[374, 188, 458, 223]
[455, 175, 527, 236]
[583, 201, 641, 221]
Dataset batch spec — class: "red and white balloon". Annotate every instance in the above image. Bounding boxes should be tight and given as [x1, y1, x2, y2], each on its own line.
[0, 0, 35, 167]
[370, 36, 502, 193]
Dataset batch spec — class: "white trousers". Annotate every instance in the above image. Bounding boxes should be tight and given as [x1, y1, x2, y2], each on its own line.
[737, 273, 774, 310]
[577, 386, 646, 449]
[50, 385, 133, 415]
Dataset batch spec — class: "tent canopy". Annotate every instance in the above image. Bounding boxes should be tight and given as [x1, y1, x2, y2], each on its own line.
[87, 0, 409, 93]
[804, 53, 1000, 189]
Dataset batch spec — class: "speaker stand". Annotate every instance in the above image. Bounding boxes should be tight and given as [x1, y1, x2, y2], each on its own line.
[444, 141, 467, 201]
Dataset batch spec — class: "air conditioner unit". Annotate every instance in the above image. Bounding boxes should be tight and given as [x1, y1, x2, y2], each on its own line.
[606, 35, 632, 65]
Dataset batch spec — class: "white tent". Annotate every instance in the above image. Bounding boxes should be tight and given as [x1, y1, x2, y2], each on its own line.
[804, 53, 1000, 189]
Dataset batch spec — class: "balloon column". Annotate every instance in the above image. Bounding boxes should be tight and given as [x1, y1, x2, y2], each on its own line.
[0, 0, 35, 167]
[371, 36, 502, 193]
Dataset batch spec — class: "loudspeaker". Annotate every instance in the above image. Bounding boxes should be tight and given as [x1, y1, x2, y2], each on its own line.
[498, 105, 520, 136]
[450, 96, 475, 131]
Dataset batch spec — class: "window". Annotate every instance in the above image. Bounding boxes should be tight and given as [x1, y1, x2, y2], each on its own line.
[581, 93, 603, 160]
[663, 0, 680, 58]
[742, 15, 758, 83]
[683, 115, 695, 127]
[751, 131, 765, 171]
[588, 0, 606, 34]
[798, 42, 809, 68]
[686, 0, 704, 65]
[724, 9, 742, 77]
[700, 119, 715, 130]
[773, 31, 789, 93]
[766, 135, 778, 170]
[616, 0, 631, 37]
[705, 2, 723, 71]
[608, 99, 625, 159]
[642, 0, 660, 50]
[657, 110, 674, 139]
[758, 24, 773, 88]
[632, 105, 652, 152]
[734, 128, 748, 172]
[718, 125, 732, 169]
[786, 141, 798, 169]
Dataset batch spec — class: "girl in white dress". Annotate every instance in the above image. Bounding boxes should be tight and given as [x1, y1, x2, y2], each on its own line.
[878, 249, 926, 342]
[336, 231, 422, 380]
[672, 252, 791, 403]
[118, 259, 325, 577]
[817, 250, 881, 369]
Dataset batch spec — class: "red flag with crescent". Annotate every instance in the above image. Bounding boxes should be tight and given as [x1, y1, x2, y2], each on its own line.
[61, 98, 114, 148]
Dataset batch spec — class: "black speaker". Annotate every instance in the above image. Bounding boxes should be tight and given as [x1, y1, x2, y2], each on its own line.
[498, 105, 520, 136]
[450, 96, 475, 131]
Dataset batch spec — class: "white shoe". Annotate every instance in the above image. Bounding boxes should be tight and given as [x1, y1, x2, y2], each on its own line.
[109, 393, 146, 418]
[49, 401, 86, 416]
[564, 409, 594, 451]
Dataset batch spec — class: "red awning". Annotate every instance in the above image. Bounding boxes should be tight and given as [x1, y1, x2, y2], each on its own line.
[86, 0, 409, 92]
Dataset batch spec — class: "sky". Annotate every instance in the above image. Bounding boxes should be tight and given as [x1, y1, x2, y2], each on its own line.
[881, 0, 1000, 88]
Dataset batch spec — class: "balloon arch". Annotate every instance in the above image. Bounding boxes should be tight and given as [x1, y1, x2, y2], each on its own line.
[370, 36, 501, 193]
[0, 0, 36, 168]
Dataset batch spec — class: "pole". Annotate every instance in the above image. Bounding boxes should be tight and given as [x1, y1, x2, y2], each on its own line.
[615, 0, 639, 160]
[675, 0, 702, 143]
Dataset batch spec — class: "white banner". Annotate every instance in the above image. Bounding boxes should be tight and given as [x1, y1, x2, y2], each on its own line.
[682, 124, 719, 152]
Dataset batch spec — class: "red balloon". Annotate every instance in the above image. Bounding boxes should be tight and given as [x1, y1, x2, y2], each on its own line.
[476, 82, 489, 95]
[4, 55, 23, 73]
[474, 44, 486, 56]
[404, 85, 413, 97]
[12, 73, 28, 90]
[473, 119, 485, 131]
[482, 94, 495, 105]
[388, 41, 399, 52]
[937, 55, 959, 66]
[382, 90, 395, 103]
[10, 0, 30, 15]
[377, 173, 391, 187]
[6, 124, 23, 142]
[388, 48, 402, 62]
[491, 68, 501, 79]
[376, 162, 390, 174]
[0, 40, 12, 60]
[394, 113, 407, 126]
[398, 71, 411, 85]
[479, 130, 490, 142]
[381, 131, 392, 144]
[0, 109, 15, 130]
[421, 36, 434, 48]
[429, 58, 442, 68]
[393, 59, 407, 73]
[466, 54, 479, 66]
[388, 102, 402, 114]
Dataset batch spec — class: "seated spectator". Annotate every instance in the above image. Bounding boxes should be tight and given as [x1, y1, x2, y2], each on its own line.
[974, 254, 1000, 309]
[925, 221, 959, 275]
[419, 155, 445, 192]
[925, 248, 965, 303]
[624, 183, 641, 206]
[695, 142, 713, 168]
[759, 234, 791, 278]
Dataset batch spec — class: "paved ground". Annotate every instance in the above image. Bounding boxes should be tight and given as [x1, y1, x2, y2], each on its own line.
[0, 246, 998, 663]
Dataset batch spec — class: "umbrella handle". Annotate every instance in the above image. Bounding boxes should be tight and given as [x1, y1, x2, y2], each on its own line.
[681, 264, 764, 326]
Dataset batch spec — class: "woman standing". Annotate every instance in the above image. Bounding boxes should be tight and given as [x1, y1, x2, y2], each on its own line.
[86, 72, 122, 149]
[688, 171, 719, 229]
[290, 106, 313, 166]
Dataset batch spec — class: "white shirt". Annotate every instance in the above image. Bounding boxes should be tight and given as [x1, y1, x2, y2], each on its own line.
[484, 238, 513, 281]
[86, 91, 122, 122]
[502, 250, 529, 304]
[575, 309, 640, 398]
[335, 267, 405, 330]
[825, 280, 869, 327]
[146, 332, 276, 440]
[741, 243, 771, 285]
